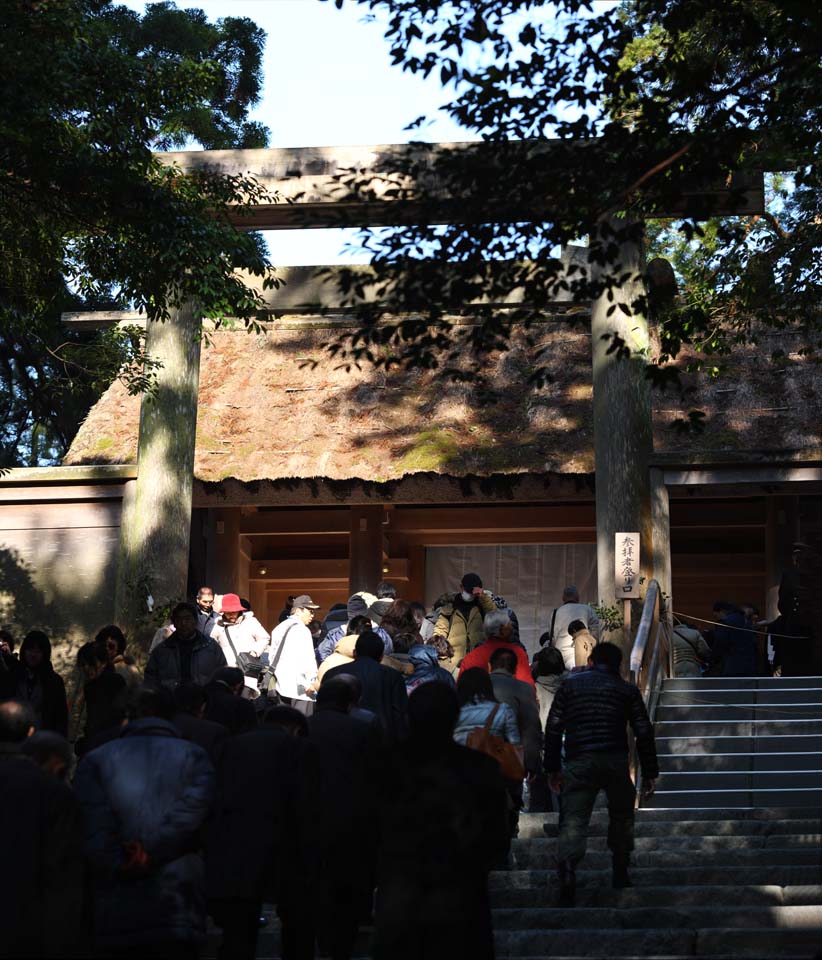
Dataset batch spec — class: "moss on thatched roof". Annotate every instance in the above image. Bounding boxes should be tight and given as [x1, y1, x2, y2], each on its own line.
[63, 318, 821, 481]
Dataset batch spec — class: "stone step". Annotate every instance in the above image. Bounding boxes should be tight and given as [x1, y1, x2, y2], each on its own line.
[495, 926, 822, 958]
[655, 718, 822, 737]
[644, 786, 822, 808]
[490, 864, 822, 890]
[664, 677, 822, 690]
[656, 771, 822, 791]
[530, 816, 822, 840]
[539, 807, 822, 824]
[491, 904, 822, 930]
[488, 883, 822, 910]
[507, 845, 822, 871]
[656, 704, 822, 722]
[513, 833, 822, 853]
[660, 688, 822, 705]
[655, 733, 822, 755]
[658, 751, 822, 772]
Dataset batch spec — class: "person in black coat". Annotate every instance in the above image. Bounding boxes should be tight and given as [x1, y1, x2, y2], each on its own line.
[323, 630, 409, 743]
[75, 641, 127, 756]
[173, 682, 229, 766]
[13, 631, 68, 737]
[207, 706, 321, 960]
[373, 682, 509, 960]
[308, 678, 382, 959]
[0, 629, 19, 700]
[0, 700, 84, 958]
[203, 668, 257, 735]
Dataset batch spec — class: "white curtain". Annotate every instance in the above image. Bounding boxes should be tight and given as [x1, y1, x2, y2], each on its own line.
[425, 544, 597, 657]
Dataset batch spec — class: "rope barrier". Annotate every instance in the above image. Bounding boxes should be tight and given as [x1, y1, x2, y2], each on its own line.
[672, 611, 809, 641]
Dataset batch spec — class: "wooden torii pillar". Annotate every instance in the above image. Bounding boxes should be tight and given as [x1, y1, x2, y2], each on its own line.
[82, 141, 762, 634]
[115, 301, 202, 632]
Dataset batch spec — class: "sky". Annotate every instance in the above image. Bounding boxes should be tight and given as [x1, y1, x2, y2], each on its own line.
[121, 0, 477, 263]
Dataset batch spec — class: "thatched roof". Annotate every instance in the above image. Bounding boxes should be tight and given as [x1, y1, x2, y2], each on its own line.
[63, 318, 821, 482]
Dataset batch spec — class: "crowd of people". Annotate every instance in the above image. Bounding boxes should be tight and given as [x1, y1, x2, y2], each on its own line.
[0, 574, 660, 959]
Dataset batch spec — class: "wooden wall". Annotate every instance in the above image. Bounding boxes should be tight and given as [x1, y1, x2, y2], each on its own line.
[0, 481, 127, 669]
[203, 497, 784, 631]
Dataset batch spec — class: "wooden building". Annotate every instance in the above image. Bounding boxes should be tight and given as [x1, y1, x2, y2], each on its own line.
[2, 309, 819, 663]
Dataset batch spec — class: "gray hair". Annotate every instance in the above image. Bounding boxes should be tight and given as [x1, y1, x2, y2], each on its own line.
[562, 585, 580, 602]
[483, 608, 511, 639]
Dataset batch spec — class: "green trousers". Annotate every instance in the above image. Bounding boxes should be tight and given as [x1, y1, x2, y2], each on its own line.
[557, 752, 636, 867]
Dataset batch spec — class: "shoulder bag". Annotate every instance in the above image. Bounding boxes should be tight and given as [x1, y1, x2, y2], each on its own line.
[223, 624, 265, 680]
[465, 703, 525, 781]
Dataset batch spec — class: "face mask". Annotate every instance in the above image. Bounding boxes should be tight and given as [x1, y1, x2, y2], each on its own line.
[460, 590, 473, 602]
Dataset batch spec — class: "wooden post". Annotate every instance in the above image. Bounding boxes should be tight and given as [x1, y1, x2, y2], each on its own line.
[115, 301, 202, 637]
[650, 468, 673, 672]
[590, 218, 654, 655]
[349, 506, 384, 595]
[205, 507, 242, 596]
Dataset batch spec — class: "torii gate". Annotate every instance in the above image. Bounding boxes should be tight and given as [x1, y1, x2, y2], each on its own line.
[74, 140, 763, 635]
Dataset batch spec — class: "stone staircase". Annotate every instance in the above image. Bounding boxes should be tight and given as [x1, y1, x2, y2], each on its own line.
[499, 675, 822, 958]
[213, 676, 822, 958]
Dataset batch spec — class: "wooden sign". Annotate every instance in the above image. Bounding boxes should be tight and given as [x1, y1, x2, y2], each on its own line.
[615, 532, 641, 598]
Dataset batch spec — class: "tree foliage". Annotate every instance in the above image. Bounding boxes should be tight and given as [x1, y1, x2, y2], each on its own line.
[324, 0, 822, 409]
[0, 0, 274, 464]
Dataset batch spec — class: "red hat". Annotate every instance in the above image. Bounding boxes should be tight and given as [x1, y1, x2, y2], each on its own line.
[220, 593, 245, 613]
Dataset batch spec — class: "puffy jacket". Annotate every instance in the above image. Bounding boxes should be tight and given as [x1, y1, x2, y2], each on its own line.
[74, 718, 215, 949]
[144, 632, 227, 689]
[459, 639, 535, 687]
[406, 645, 457, 692]
[673, 625, 711, 677]
[317, 633, 358, 682]
[546, 602, 602, 670]
[545, 666, 658, 779]
[434, 592, 496, 672]
[316, 623, 393, 663]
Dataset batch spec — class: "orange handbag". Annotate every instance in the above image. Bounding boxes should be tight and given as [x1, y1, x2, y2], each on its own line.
[466, 703, 525, 781]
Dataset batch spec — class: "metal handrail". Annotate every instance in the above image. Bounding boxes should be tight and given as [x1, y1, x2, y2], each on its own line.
[629, 579, 673, 704]
[628, 579, 673, 802]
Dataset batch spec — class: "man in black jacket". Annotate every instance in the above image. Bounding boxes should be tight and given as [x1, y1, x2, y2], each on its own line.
[323, 630, 408, 743]
[0, 701, 83, 957]
[207, 706, 320, 960]
[545, 642, 658, 905]
[308, 678, 382, 959]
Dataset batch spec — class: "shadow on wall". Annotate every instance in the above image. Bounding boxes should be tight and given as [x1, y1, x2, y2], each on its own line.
[0, 538, 116, 674]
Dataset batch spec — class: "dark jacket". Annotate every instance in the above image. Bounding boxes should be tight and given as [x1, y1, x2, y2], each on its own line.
[144, 631, 227, 689]
[74, 718, 215, 949]
[545, 665, 658, 779]
[207, 725, 320, 905]
[203, 680, 257, 736]
[83, 666, 127, 740]
[173, 711, 229, 767]
[324, 656, 409, 743]
[489, 669, 542, 773]
[0, 745, 83, 958]
[712, 611, 758, 677]
[405, 644, 456, 692]
[308, 709, 381, 829]
[375, 738, 509, 960]
[14, 664, 68, 737]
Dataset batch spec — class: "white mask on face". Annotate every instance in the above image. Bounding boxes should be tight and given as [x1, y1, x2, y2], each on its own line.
[460, 590, 473, 602]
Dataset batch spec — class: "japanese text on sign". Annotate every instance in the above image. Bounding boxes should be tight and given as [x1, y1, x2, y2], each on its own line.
[615, 532, 640, 598]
